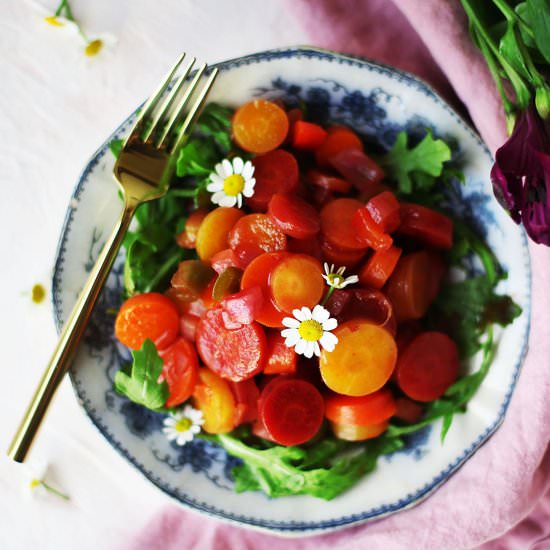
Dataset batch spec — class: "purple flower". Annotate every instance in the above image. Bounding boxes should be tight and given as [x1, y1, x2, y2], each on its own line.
[491, 106, 550, 245]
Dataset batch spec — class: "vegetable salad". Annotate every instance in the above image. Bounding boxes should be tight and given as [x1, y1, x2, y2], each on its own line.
[110, 98, 520, 500]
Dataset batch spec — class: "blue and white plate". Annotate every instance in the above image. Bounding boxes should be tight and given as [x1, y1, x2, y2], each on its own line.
[52, 47, 531, 536]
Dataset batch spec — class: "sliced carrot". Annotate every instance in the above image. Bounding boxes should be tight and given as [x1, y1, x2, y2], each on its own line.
[192, 369, 236, 434]
[232, 99, 289, 154]
[315, 128, 363, 167]
[325, 388, 397, 426]
[358, 246, 402, 289]
[330, 420, 389, 441]
[319, 319, 397, 396]
[270, 254, 324, 313]
[291, 120, 327, 150]
[240, 252, 287, 328]
[195, 207, 244, 261]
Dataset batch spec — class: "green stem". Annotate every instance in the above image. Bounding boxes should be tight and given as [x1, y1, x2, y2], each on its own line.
[143, 253, 182, 293]
[492, 0, 536, 41]
[321, 286, 335, 306]
[54, 0, 89, 42]
[491, 0, 516, 22]
[474, 26, 515, 115]
[167, 189, 200, 198]
[514, 26, 546, 87]
[41, 481, 70, 501]
[461, 0, 531, 108]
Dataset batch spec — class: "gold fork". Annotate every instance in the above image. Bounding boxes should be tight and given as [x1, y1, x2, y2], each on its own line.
[8, 53, 218, 463]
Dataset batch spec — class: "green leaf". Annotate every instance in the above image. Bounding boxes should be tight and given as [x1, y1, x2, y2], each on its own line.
[527, 0, 550, 63]
[109, 138, 123, 159]
[196, 103, 233, 153]
[441, 414, 454, 442]
[499, 22, 532, 81]
[382, 131, 451, 194]
[122, 189, 195, 295]
[432, 275, 495, 358]
[114, 339, 169, 410]
[176, 140, 219, 177]
[214, 433, 401, 500]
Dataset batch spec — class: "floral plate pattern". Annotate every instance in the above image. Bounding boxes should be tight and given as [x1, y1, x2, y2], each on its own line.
[52, 47, 530, 536]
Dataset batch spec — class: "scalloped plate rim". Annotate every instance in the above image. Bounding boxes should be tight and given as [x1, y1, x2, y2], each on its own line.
[51, 46, 532, 536]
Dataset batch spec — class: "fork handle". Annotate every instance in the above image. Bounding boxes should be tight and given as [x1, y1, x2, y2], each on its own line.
[8, 199, 138, 462]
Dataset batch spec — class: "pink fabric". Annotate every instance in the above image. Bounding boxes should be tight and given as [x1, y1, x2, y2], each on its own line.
[124, 1, 550, 548]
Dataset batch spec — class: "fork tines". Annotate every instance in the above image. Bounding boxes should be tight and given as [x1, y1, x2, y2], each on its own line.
[127, 53, 218, 153]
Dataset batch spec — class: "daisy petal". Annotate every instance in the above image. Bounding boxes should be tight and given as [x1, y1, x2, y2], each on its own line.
[222, 159, 233, 177]
[219, 194, 237, 207]
[215, 162, 226, 178]
[320, 332, 338, 352]
[211, 190, 226, 205]
[282, 317, 300, 328]
[242, 161, 255, 179]
[237, 194, 242, 208]
[232, 157, 244, 174]
[284, 332, 300, 347]
[323, 262, 330, 275]
[304, 341, 314, 358]
[301, 307, 312, 320]
[322, 318, 338, 331]
[210, 174, 225, 186]
[176, 435, 191, 446]
[293, 308, 306, 322]
[313, 341, 321, 357]
[206, 182, 223, 193]
[243, 179, 256, 197]
[295, 339, 307, 355]
[312, 305, 330, 323]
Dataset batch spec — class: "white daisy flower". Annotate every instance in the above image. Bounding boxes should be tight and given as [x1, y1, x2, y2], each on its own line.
[22, 460, 69, 500]
[281, 305, 338, 358]
[31, 1, 116, 58]
[206, 157, 255, 208]
[162, 405, 204, 446]
[322, 263, 359, 289]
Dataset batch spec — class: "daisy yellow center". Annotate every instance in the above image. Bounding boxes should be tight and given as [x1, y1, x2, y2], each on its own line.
[175, 418, 192, 432]
[327, 273, 344, 287]
[223, 174, 245, 196]
[44, 16, 64, 27]
[298, 320, 324, 342]
[30, 479, 41, 489]
[85, 39, 103, 57]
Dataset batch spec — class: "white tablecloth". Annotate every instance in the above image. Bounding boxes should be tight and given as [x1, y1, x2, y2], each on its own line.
[0, 2, 306, 548]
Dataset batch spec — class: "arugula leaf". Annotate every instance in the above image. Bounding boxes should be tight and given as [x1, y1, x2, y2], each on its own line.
[430, 221, 520, 358]
[213, 433, 403, 500]
[110, 138, 123, 159]
[382, 131, 451, 194]
[195, 103, 233, 153]
[176, 140, 220, 177]
[123, 189, 193, 295]
[176, 103, 234, 177]
[432, 275, 495, 358]
[121, 102, 235, 295]
[114, 339, 169, 410]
